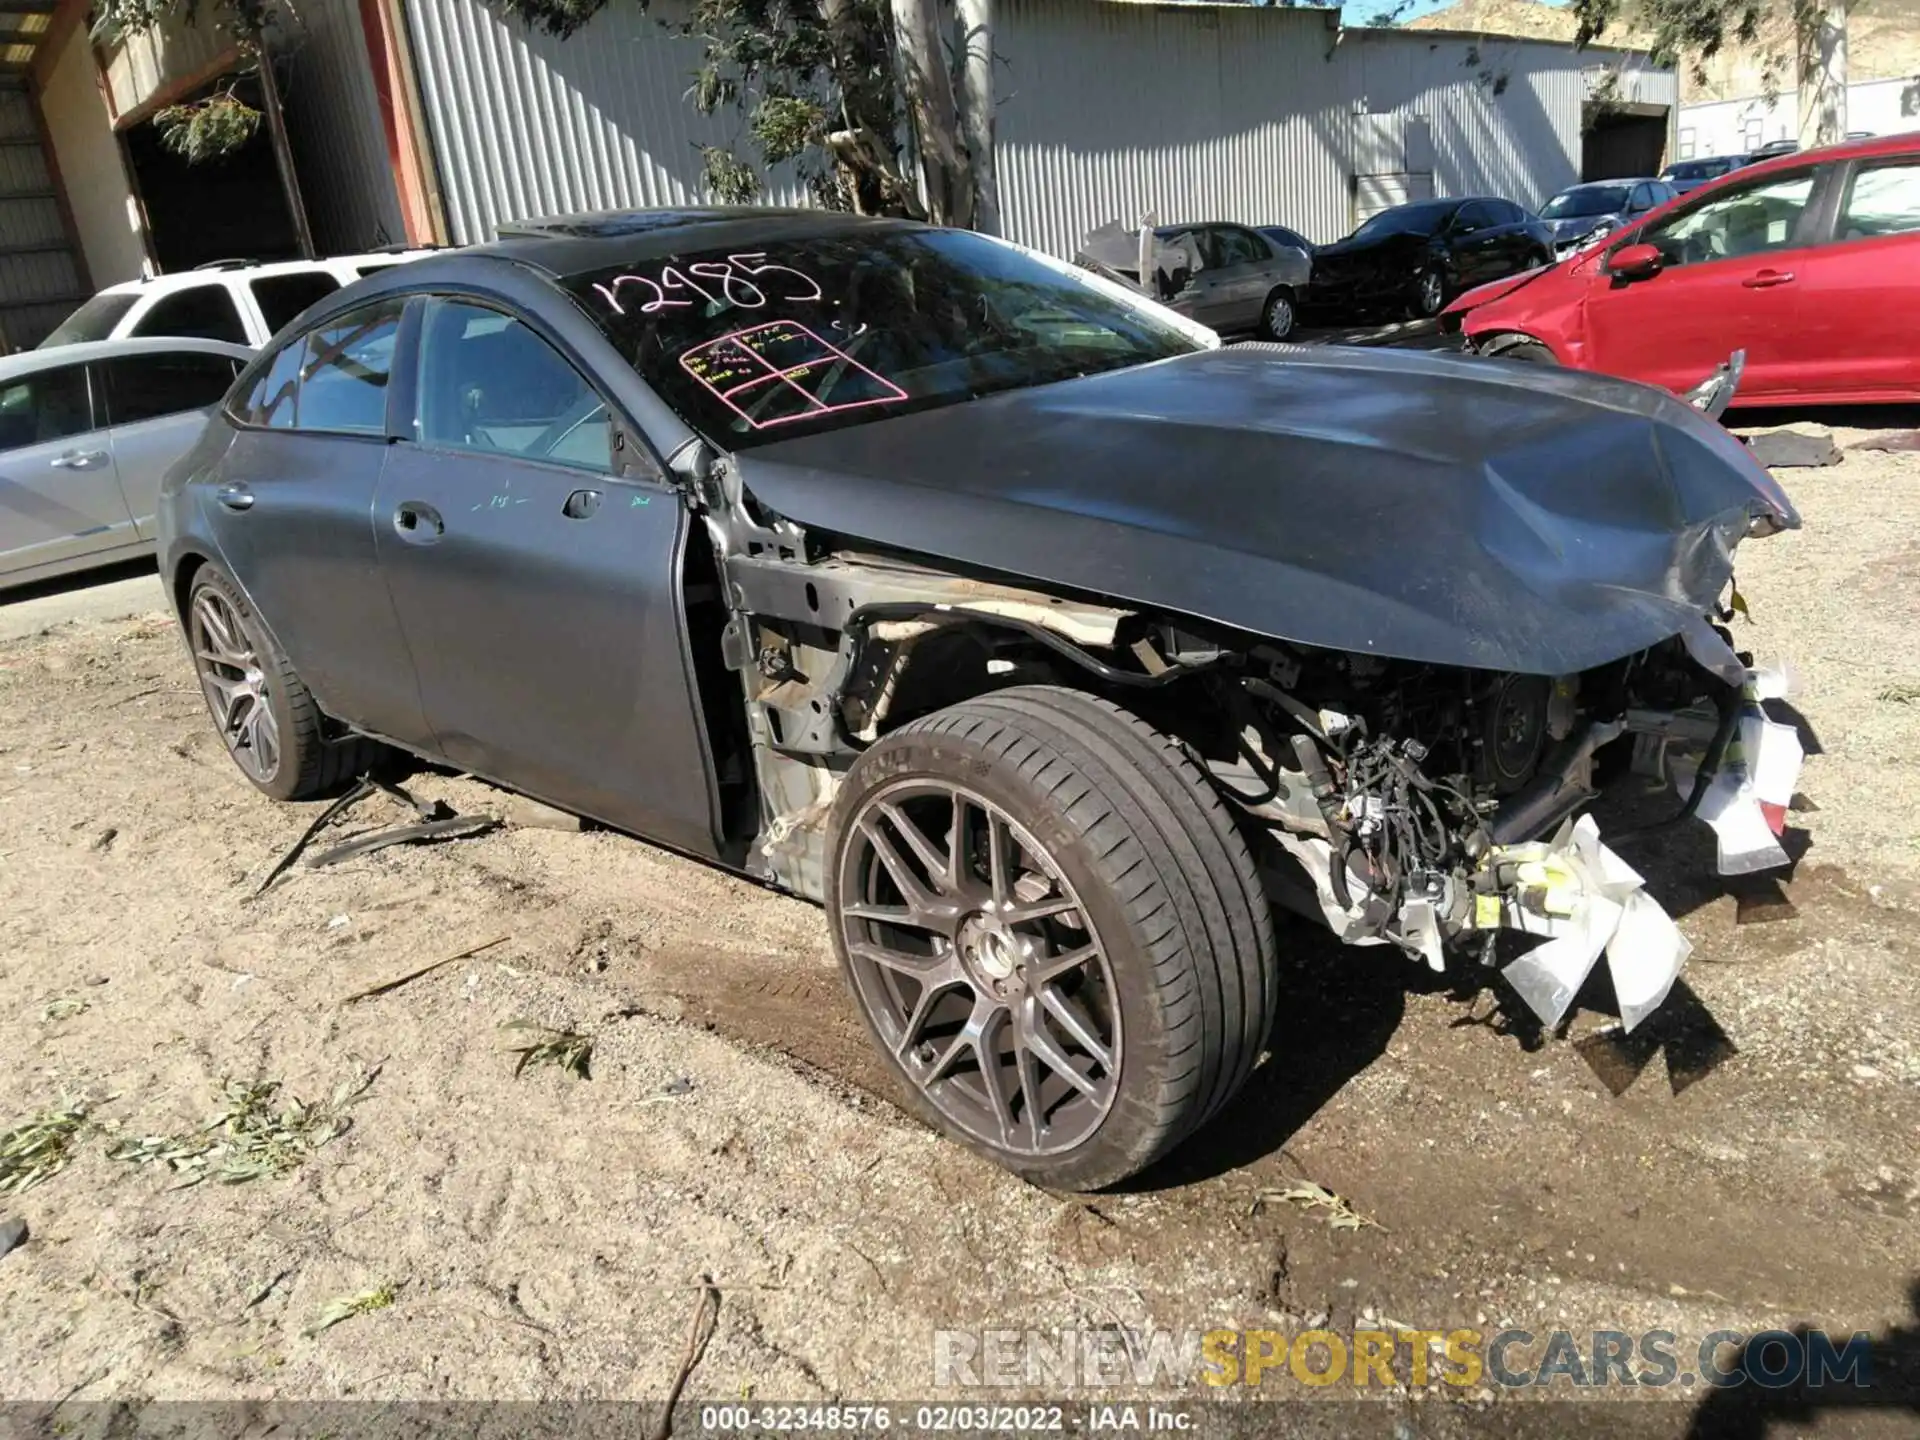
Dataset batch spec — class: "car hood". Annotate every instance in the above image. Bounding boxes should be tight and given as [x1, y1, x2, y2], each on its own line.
[733, 345, 1798, 676]
[1547, 212, 1622, 239]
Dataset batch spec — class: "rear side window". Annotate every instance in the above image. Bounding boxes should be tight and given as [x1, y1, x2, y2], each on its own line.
[251, 272, 342, 334]
[242, 341, 305, 428]
[295, 300, 405, 434]
[39, 293, 138, 348]
[132, 284, 248, 345]
[0, 364, 94, 451]
[103, 352, 241, 425]
[1839, 161, 1920, 240]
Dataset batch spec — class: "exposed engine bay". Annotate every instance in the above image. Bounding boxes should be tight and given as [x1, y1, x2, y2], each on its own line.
[678, 443, 1804, 1039]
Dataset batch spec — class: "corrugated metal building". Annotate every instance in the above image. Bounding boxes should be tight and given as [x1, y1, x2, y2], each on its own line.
[395, 0, 1676, 253]
[9, 0, 1675, 346]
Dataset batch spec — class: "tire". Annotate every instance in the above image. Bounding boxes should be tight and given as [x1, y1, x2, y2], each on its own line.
[1411, 267, 1448, 319]
[1493, 339, 1558, 365]
[184, 564, 387, 801]
[1258, 287, 1297, 341]
[826, 685, 1276, 1190]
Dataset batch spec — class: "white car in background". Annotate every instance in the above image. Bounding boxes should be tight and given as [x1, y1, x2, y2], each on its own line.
[37, 251, 440, 351]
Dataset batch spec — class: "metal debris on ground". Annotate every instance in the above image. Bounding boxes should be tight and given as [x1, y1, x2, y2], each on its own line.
[500, 1021, 594, 1080]
[251, 775, 499, 897]
[0, 1216, 27, 1260]
[639, 1075, 696, 1105]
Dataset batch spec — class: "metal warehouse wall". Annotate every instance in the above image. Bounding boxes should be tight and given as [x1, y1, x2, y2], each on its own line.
[403, 0, 805, 245]
[1679, 77, 1920, 157]
[279, 0, 409, 254]
[400, 0, 1674, 254]
[994, 0, 1678, 255]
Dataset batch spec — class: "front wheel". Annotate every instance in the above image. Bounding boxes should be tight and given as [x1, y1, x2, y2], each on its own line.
[826, 686, 1277, 1190]
[1412, 267, 1448, 318]
[1491, 339, 1558, 364]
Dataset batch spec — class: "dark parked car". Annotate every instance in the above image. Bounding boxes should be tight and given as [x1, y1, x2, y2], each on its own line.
[1077, 220, 1311, 338]
[1537, 178, 1677, 256]
[1257, 224, 1315, 256]
[159, 208, 1802, 1189]
[1304, 196, 1554, 320]
[1661, 156, 1750, 195]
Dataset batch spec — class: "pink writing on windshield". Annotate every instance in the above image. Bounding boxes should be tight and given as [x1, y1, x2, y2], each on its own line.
[679, 322, 907, 430]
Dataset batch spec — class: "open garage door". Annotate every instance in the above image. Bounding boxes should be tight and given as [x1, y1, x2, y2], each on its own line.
[1584, 101, 1671, 180]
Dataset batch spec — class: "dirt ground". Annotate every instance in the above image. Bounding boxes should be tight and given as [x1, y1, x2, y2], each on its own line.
[0, 427, 1916, 1437]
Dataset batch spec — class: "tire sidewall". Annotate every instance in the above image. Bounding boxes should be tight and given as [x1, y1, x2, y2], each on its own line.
[1260, 288, 1295, 341]
[187, 566, 306, 801]
[826, 725, 1174, 1188]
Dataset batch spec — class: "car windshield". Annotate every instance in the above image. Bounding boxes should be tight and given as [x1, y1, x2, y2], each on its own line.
[38, 292, 138, 348]
[1345, 201, 1457, 242]
[570, 227, 1203, 451]
[1541, 186, 1628, 218]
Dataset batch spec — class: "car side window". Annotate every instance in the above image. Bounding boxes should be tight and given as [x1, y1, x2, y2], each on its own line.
[1453, 201, 1493, 233]
[415, 299, 611, 472]
[1640, 170, 1816, 268]
[296, 300, 405, 435]
[1837, 161, 1920, 240]
[1494, 200, 1526, 225]
[0, 364, 93, 452]
[1212, 227, 1264, 265]
[251, 272, 342, 335]
[241, 339, 305, 429]
[102, 353, 240, 426]
[1627, 184, 1652, 211]
[131, 284, 249, 345]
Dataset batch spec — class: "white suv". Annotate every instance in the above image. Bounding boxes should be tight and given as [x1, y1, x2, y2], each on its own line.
[38, 251, 440, 351]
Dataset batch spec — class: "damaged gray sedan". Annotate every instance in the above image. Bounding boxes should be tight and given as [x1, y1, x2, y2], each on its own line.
[156, 209, 1802, 1189]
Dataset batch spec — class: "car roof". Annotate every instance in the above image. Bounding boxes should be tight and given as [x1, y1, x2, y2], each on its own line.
[1557, 178, 1660, 190]
[0, 336, 255, 381]
[93, 251, 442, 298]
[481, 207, 919, 279]
[1735, 128, 1918, 180]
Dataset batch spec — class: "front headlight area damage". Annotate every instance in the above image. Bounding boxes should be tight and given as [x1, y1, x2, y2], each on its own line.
[1205, 622, 1804, 1033]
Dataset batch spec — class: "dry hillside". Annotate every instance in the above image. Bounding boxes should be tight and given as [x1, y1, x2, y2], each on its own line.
[1406, 0, 1920, 102]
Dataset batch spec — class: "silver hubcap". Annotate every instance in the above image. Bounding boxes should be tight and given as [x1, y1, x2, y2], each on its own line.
[1266, 294, 1294, 337]
[837, 780, 1121, 1157]
[1421, 271, 1444, 313]
[190, 589, 280, 782]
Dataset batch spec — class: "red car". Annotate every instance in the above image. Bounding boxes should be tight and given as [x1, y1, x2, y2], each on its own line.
[1444, 132, 1920, 407]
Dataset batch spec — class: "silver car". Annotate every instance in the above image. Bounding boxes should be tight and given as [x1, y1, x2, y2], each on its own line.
[1, 338, 253, 589]
[1538, 178, 1677, 256]
[1077, 220, 1312, 339]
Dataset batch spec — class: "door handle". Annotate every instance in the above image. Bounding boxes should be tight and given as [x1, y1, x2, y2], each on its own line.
[562, 488, 601, 520]
[216, 483, 254, 512]
[1742, 269, 1796, 288]
[393, 500, 444, 542]
[51, 449, 107, 469]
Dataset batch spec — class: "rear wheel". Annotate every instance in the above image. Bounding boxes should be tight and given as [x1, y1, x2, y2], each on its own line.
[1258, 287, 1297, 341]
[186, 564, 386, 801]
[826, 685, 1276, 1190]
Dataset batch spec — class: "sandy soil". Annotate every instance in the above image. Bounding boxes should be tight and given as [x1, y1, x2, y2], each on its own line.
[0, 432, 1915, 1436]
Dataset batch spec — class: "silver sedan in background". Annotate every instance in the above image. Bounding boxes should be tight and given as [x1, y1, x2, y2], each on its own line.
[1537, 178, 1677, 257]
[1, 338, 253, 589]
[1077, 219, 1312, 338]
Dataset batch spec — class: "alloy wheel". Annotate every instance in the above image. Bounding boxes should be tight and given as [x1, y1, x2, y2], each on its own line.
[1419, 270, 1445, 315]
[1265, 293, 1295, 339]
[190, 589, 281, 783]
[837, 779, 1122, 1157]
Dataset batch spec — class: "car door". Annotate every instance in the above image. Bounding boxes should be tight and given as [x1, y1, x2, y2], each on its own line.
[1446, 202, 1504, 287]
[0, 360, 138, 582]
[372, 294, 718, 855]
[1789, 153, 1920, 399]
[1206, 226, 1274, 332]
[1155, 229, 1224, 326]
[100, 349, 244, 539]
[206, 297, 431, 749]
[1583, 166, 1822, 397]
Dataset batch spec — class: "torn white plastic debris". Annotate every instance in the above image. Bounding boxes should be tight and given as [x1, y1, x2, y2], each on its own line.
[1491, 815, 1692, 1033]
[1668, 666, 1805, 876]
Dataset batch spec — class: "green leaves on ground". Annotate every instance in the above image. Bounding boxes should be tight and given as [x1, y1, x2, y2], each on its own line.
[0, 1099, 95, 1196]
[500, 1020, 593, 1080]
[107, 1063, 381, 1187]
[302, 1282, 398, 1338]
